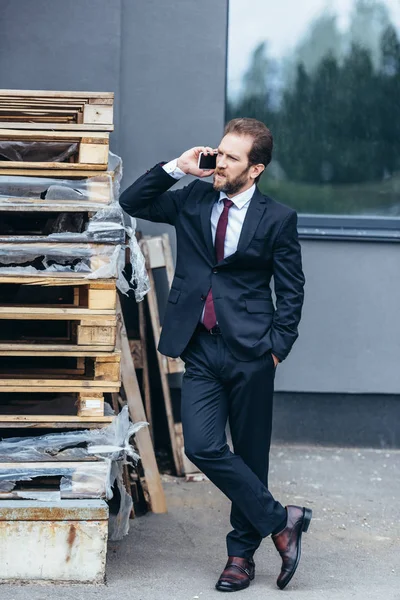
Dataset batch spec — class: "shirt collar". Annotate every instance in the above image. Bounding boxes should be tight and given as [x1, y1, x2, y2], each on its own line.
[218, 184, 256, 209]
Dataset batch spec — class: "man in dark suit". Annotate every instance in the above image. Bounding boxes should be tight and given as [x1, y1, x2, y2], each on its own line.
[120, 118, 311, 592]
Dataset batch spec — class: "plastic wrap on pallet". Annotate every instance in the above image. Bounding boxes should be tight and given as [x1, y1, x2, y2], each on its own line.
[0, 151, 149, 300]
[0, 407, 147, 540]
[125, 220, 150, 301]
[0, 140, 79, 163]
[45, 206, 126, 244]
[0, 152, 122, 205]
[0, 242, 121, 276]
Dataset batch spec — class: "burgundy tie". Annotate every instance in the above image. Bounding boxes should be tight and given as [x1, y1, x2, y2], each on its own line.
[203, 198, 234, 330]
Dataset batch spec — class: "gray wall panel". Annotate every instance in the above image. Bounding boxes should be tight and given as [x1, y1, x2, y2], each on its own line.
[0, 0, 122, 152]
[275, 240, 400, 394]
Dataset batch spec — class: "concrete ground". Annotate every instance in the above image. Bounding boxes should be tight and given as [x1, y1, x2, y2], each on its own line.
[1, 444, 399, 600]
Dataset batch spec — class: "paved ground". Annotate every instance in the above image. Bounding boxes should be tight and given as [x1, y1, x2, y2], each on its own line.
[1, 445, 399, 600]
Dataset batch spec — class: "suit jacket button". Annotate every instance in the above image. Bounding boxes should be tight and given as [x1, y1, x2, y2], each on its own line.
[213, 268, 218, 274]
[201, 295, 205, 300]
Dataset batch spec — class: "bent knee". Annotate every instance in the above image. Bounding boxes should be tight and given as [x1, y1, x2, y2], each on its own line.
[184, 443, 229, 465]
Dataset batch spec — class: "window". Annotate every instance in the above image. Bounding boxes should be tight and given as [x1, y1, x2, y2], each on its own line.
[227, 0, 400, 234]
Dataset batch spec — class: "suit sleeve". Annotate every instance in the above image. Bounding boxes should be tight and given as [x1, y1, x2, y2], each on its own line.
[119, 163, 198, 226]
[271, 211, 305, 361]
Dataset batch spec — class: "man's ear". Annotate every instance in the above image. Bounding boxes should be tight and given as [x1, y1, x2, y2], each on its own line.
[250, 164, 265, 180]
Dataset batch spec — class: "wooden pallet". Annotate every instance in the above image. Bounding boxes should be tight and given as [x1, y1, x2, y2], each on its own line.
[0, 166, 118, 178]
[0, 350, 120, 383]
[0, 458, 110, 498]
[0, 242, 119, 276]
[0, 415, 113, 428]
[0, 129, 109, 170]
[0, 210, 124, 244]
[0, 90, 113, 130]
[0, 388, 114, 421]
[0, 173, 114, 209]
[0, 305, 117, 350]
[0, 275, 116, 308]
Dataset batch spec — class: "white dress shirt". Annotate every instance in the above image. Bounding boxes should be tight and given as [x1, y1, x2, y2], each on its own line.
[163, 159, 256, 323]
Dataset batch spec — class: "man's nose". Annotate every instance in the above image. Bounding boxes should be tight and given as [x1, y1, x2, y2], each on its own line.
[217, 157, 227, 169]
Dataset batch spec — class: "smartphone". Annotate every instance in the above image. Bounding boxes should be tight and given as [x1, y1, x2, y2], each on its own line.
[198, 152, 217, 170]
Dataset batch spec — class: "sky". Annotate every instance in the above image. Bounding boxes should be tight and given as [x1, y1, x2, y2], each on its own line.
[227, 0, 400, 99]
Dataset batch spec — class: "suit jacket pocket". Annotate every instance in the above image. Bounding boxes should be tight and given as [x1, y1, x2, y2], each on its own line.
[245, 299, 273, 313]
[168, 288, 181, 304]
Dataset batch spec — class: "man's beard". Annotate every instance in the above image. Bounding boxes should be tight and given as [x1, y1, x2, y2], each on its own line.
[213, 166, 251, 196]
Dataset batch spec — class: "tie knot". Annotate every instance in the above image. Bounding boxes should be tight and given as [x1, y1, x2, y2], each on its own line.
[223, 198, 234, 209]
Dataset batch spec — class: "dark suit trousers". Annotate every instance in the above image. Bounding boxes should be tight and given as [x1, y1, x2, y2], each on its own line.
[180, 329, 286, 559]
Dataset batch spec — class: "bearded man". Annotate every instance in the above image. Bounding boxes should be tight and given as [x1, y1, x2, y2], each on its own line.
[120, 118, 311, 592]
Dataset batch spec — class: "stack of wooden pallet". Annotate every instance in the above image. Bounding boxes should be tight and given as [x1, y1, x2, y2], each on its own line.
[0, 90, 122, 583]
[0, 90, 121, 429]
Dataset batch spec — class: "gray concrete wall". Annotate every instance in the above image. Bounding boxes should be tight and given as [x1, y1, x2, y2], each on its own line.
[0, 0, 122, 151]
[275, 240, 400, 394]
[0, 0, 398, 397]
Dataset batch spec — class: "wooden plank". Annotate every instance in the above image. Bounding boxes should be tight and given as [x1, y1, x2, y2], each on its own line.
[0, 123, 114, 131]
[83, 104, 113, 125]
[0, 90, 113, 99]
[78, 142, 109, 165]
[0, 351, 120, 371]
[116, 298, 167, 513]
[0, 307, 117, 319]
[138, 300, 152, 438]
[0, 275, 116, 287]
[87, 288, 116, 310]
[0, 415, 113, 423]
[0, 168, 115, 177]
[129, 339, 143, 369]
[144, 236, 167, 268]
[0, 380, 120, 390]
[0, 201, 108, 212]
[142, 235, 185, 376]
[140, 241, 183, 475]
[0, 129, 109, 140]
[0, 162, 107, 171]
[76, 324, 116, 347]
[77, 392, 105, 417]
[0, 344, 115, 354]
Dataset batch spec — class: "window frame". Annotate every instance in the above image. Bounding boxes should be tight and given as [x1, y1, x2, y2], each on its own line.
[298, 215, 400, 242]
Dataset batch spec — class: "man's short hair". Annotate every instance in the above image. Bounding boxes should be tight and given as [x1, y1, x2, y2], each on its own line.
[224, 118, 273, 183]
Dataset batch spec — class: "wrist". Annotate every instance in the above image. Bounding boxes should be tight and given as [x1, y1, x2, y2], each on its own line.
[177, 157, 190, 174]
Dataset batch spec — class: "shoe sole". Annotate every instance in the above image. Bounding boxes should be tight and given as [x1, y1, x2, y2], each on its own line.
[277, 507, 312, 590]
[215, 580, 251, 592]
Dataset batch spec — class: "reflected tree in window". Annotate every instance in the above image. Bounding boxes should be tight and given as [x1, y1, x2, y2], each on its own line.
[227, 0, 400, 216]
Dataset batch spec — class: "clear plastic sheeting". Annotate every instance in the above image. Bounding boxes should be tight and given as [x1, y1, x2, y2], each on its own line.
[0, 151, 150, 301]
[0, 141, 79, 163]
[0, 242, 121, 279]
[0, 152, 122, 206]
[0, 406, 148, 540]
[46, 206, 126, 244]
[126, 221, 150, 301]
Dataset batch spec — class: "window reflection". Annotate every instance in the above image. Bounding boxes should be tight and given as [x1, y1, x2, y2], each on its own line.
[227, 0, 400, 216]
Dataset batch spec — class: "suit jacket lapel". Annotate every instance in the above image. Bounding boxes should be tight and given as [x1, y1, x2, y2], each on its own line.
[200, 188, 218, 263]
[218, 187, 267, 265]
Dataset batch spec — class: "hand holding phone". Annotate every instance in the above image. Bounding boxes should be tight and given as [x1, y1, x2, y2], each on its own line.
[198, 151, 217, 170]
[177, 146, 217, 178]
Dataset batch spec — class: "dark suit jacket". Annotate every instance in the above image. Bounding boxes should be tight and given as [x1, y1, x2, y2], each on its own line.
[119, 164, 305, 362]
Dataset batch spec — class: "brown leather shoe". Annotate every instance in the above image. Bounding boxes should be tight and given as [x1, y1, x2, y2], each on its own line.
[272, 505, 312, 590]
[215, 556, 255, 592]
